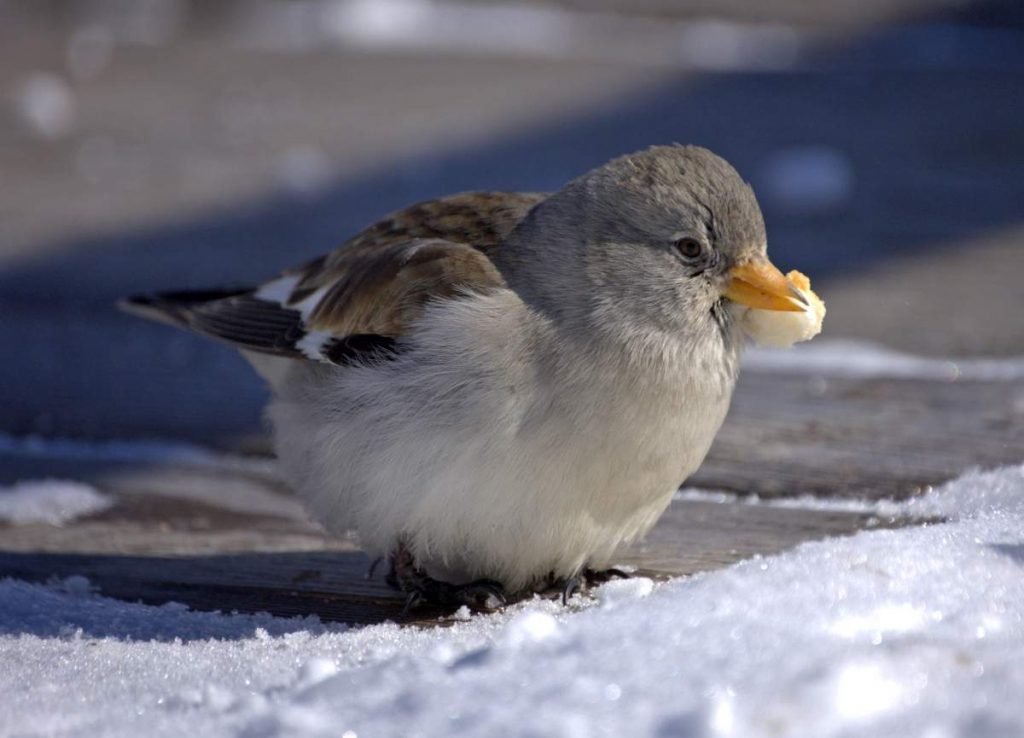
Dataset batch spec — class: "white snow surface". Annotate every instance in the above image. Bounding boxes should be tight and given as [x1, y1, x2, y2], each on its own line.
[14, 72, 76, 140]
[745, 338, 1024, 381]
[675, 486, 909, 517]
[0, 479, 112, 525]
[2, 464, 1023, 737]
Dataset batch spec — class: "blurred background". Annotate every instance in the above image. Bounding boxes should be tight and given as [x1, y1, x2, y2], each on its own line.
[1, 0, 1022, 449]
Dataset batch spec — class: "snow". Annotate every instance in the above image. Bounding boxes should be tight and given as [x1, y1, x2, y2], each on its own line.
[0, 479, 112, 525]
[745, 338, 1024, 381]
[14, 72, 76, 140]
[675, 486, 907, 517]
[2, 463, 1023, 737]
[593, 576, 655, 607]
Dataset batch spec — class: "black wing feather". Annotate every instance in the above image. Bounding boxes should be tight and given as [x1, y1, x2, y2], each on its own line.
[120, 289, 394, 366]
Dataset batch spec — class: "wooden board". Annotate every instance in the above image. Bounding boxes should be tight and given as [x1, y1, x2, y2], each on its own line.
[693, 371, 1023, 499]
[0, 494, 907, 626]
[1, 370, 1019, 625]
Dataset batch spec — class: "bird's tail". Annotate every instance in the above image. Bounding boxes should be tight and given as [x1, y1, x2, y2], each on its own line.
[118, 288, 251, 330]
[119, 286, 396, 369]
[118, 287, 316, 363]
[120, 287, 309, 389]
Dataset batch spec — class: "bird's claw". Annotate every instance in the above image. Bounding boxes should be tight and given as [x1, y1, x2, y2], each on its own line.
[387, 543, 507, 613]
[401, 577, 507, 614]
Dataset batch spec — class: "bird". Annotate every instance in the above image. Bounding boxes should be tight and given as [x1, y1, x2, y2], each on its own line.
[122, 144, 808, 611]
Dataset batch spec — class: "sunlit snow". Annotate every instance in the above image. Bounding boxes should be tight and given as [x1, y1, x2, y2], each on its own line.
[0, 479, 112, 525]
[1, 463, 1022, 737]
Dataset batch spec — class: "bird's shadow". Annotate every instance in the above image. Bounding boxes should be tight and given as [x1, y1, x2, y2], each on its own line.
[989, 543, 1024, 566]
[0, 549, 432, 642]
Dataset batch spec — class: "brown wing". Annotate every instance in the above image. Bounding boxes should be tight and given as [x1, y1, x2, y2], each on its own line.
[286, 191, 544, 302]
[298, 237, 508, 340]
[120, 191, 545, 364]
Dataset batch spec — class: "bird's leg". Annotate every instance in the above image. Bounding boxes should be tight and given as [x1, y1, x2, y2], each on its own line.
[386, 542, 507, 613]
[560, 566, 633, 605]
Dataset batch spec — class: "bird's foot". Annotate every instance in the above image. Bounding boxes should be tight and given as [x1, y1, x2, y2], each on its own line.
[560, 566, 633, 605]
[402, 576, 507, 614]
[385, 543, 507, 613]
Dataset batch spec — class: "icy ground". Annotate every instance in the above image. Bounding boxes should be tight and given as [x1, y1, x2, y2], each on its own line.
[0, 479, 111, 525]
[1, 464, 1022, 738]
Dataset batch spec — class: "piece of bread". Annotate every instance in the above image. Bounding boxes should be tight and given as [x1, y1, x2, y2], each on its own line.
[740, 270, 826, 348]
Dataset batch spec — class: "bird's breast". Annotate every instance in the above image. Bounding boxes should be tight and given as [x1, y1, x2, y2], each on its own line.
[518, 341, 736, 518]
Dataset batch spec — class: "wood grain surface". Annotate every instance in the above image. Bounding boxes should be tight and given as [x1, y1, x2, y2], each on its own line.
[1, 369, 1019, 625]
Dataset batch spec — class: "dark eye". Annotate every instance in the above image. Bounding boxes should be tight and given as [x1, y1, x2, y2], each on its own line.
[673, 237, 705, 260]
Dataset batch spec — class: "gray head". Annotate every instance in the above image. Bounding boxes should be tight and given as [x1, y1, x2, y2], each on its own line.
[500, 145, 803, 348]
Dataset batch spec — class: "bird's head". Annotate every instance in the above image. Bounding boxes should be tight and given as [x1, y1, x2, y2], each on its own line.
[506, 145, 805, 348]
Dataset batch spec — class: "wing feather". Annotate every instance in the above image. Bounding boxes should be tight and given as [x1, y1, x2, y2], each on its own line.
[120, 191, 544, 365]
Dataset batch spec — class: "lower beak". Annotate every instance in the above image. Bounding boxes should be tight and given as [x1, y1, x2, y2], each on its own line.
[724, 258, 807, 312]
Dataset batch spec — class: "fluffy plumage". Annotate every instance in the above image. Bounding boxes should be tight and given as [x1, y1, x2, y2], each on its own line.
[123, 145, 789, 595]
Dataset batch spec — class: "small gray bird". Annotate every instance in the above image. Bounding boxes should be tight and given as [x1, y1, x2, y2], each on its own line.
[123, 145, 807, 610]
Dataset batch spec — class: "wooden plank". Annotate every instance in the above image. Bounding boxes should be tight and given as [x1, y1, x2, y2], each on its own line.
[0, 551, 407, 625]
[3, 372, 1018, 500]
[0, 483, 919, 625]
[620, 499, 922, 574]
[693, 372, 1024, 498]
[0, 500, 904, 625]
[204, 372, 1023, 500]
[1, 370, 1018, 625]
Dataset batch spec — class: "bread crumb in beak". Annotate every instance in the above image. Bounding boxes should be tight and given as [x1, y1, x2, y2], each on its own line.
[739, 270, 826, 348]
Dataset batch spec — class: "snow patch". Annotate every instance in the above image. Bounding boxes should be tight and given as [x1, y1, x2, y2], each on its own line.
[594, 577, 655, 608]
[1, 463, 1022, 736]
[907, 464, 1024, 519]
[0, 479, 112, 525]
[745, 338, 1024, 381]
[675, 486, 907, 517]
[14, 72, 76, 140]
[678, 465, 1024, 521]
[498, 609, 559, 647]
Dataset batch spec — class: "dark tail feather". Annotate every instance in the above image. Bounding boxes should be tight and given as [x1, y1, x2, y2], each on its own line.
[118, 287, 310, 359]
[118, 288, 251, 329]
[119, 288, 397, 365]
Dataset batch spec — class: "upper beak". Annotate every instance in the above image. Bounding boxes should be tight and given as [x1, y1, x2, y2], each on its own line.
[724, 258, 807, 312]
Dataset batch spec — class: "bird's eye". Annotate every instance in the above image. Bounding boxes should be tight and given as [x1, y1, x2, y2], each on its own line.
[673, 238, 705, 260]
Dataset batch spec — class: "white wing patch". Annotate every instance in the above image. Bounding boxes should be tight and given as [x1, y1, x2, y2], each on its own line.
[256, 275, 329, 322]
[296, 330, 333, 361]
[293, 285, 331, 321]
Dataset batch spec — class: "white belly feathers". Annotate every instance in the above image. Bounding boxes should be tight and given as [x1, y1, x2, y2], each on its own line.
[269, 291, 735, 592]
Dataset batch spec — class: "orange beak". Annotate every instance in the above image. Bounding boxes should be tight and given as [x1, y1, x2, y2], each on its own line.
[724, 258, 807, 312]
